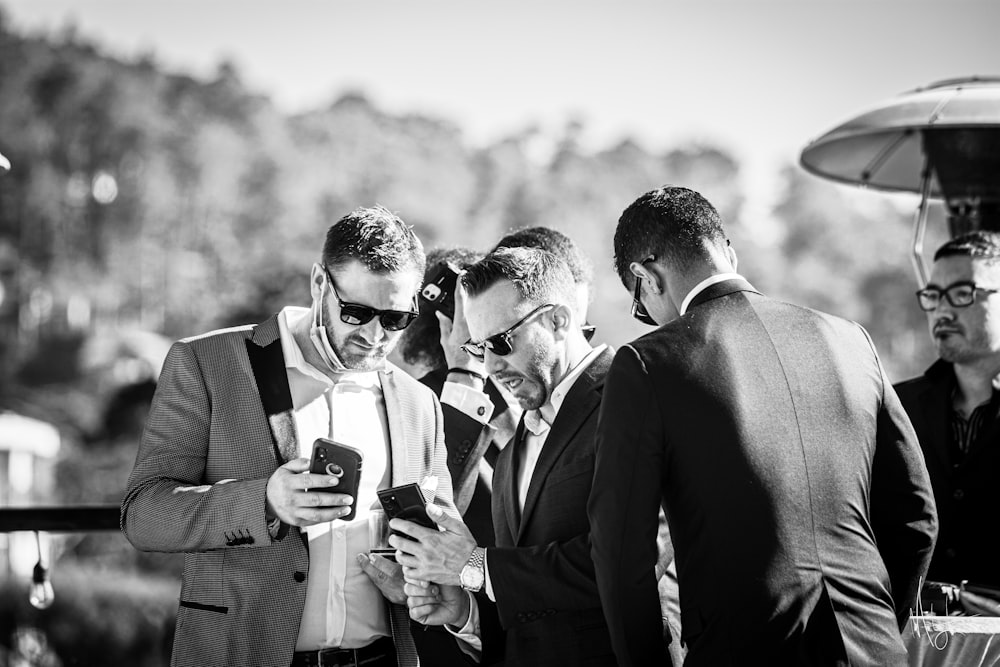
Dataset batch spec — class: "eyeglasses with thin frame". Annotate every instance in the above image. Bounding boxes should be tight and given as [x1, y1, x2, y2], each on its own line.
[915, 281, 1000, 312]
[461, 303, 556, 360]
[631, 255, 658, 326]
[322, 266, 419, 331]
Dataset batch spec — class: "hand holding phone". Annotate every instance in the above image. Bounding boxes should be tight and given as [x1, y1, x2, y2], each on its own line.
[310, 439, 363, 521]
[377, 483, 437, 535]
[419, 262, 460, 320]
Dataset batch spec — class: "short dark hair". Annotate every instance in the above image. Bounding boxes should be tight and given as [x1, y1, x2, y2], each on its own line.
[322, 205, 425, 275]
[493, 226, 593, 287]
[462, 246, 576, 307]
[933, 231, 1000, 263]
[398, 246, 483, 370]
[614, 186, 726, 287]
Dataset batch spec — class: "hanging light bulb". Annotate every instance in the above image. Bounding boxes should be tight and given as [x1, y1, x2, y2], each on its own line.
[29, 532, 54, 610]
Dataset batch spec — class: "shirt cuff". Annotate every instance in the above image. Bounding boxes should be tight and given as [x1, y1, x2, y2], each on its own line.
[445, 590, 483, 658]
[442, 382, 494, 424]
[484, 549, 496, 602]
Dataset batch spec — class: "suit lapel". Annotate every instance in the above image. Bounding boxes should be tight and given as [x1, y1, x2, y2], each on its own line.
[380, 366, 410, 486]
[515, 349, 612, 544]
[246, 316, 298, 464]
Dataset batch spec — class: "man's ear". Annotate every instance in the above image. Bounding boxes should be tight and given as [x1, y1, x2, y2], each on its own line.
[310, 263, 325, 300]
[630, 261, 662, 295]
[727, 244, 738, 272]
[549, 303, 574, 339]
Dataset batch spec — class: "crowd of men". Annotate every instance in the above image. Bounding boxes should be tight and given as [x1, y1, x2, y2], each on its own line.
[121, 185, 1000, 666]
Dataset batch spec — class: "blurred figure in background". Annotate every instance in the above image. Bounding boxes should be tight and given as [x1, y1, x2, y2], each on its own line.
[589, 185, 937, 666]
[896, 231, 1000, 615]
[121, 206, 459, 667]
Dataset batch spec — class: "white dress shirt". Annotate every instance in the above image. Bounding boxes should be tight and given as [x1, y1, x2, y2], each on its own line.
[278, 307, 392, 651]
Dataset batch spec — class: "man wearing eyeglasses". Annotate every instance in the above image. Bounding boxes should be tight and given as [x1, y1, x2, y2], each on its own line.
[895, 231, 1000, 614]
[389, 245, 619, 666]
[587, 186, 937, 666]
[122, 205, 460, 667]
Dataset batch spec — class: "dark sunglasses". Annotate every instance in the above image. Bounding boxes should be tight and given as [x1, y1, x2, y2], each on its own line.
[631, 255, 658, 326]
[916, 281, 1000, 312]
[323, 266, 419, 331]
[461, 303, 555, 360]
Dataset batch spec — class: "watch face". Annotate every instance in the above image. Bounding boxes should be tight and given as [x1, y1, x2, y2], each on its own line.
[461, 565, 484, 590]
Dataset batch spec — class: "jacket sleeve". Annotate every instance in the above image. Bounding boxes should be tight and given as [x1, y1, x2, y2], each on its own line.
[120, 340, 274, 553]
[441, 402, 494, 515]
[587, 345, 671, 666]
[865, 329, 938, 630]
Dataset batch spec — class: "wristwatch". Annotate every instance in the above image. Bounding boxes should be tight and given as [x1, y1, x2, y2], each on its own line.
[460, 547, 486, 592]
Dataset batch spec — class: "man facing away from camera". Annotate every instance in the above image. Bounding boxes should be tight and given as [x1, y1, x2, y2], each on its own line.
[121, 206, 459, 667]
[588, 185, 938, 666]
[895, 231, 1000, 615]
[390, 246, 620, 666]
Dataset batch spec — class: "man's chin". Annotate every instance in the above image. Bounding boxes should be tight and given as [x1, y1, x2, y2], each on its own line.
[341, 351, 387, 372]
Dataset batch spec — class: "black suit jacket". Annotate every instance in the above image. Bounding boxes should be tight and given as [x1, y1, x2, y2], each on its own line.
[894, 360, 1000, 588]
[589, 280, 938, 667]
[484, 347, 617, 667]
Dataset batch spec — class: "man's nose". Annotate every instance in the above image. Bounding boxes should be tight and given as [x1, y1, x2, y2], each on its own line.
[359, 318, 387, 343]
[484, 350, 506, 375]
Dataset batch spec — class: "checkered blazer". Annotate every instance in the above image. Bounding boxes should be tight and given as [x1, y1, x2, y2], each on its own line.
[121, 314, 457, 667]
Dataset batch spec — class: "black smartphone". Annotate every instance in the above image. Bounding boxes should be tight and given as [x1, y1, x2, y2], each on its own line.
[419, 262, 460, 320]
[377, 483, 437, 534]
[309, 438, 363, 521]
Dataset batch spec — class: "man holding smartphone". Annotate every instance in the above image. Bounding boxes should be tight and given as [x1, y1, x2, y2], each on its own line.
[121, 206, 460, 667]
[390, 246, 619, 667]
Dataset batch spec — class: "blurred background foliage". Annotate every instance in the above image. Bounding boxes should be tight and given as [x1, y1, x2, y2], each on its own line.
[0, 10, 945, 664]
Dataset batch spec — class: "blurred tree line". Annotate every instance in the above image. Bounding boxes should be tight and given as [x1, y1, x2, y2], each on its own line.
[0, 6, 947, 496]
[0, 10, 947, 664]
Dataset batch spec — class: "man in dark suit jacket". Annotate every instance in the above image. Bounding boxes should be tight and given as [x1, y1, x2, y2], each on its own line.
[894, 232, 1000, 613]
[588, 186, 938, 666]
[390, 246, 618, 666]
[122, 206, 459, 667]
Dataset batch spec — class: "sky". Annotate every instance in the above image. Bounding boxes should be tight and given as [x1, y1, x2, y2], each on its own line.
[4, 0, 999, 210]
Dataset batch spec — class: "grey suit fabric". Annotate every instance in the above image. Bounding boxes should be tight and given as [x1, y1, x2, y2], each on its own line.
[589, 280, 938, 667]
[484, 347, 617, 667]
[121, 314, 457, 667]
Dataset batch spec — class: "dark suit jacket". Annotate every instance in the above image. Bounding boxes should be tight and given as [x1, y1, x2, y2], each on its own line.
[121, 314, 458, 667]
[589, 280, 938, 667]
[895, 360, 1000, 588]
[484, 347, 617, 667]
[420, 367, 514, 548]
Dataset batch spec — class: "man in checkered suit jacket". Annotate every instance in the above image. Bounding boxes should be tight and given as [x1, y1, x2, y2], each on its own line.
[122, 206, 461, 667]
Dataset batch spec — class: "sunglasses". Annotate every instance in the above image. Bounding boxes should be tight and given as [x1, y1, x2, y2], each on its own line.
[323, 266, 419, 332]
[461, 303, 555, 360]
[631, 255, 657, 326]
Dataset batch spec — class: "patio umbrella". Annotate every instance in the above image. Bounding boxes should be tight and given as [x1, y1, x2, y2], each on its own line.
[800, 76, 1000, 283]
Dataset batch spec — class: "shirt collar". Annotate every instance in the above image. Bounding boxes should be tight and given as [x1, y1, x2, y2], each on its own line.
[524, 344, 608, 435]
[679, 273, 746, 317]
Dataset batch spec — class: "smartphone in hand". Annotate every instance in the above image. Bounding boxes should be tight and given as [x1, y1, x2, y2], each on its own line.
[377, 483, 437, 535]
[309, 438, 363, 520]
[419, 262, 460, 320]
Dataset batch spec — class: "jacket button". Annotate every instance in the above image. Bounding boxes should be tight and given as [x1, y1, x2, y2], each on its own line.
[945, 548, 957, 559]
[954, 489, 965, 501]
[516, 613, 526, 623]
[477, 406, 486, 416]
[294, 571, 306, 583]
